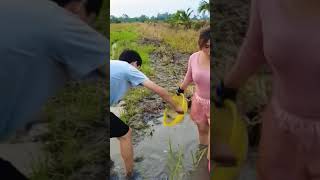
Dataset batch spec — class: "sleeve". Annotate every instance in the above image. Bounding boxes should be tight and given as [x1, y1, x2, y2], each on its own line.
[182, 55, 193, 85]
[126, 65, 149, 87]
[236, 0, 266, 70]
[51, 13, 109, 79]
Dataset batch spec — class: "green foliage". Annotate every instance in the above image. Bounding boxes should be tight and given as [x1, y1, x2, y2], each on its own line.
[198, 0, 210, 15]
[110, 24, 155, 76]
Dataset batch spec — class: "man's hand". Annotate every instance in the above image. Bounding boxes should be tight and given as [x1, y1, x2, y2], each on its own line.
[142, 80, 180, 111]
[174, 105, 184, 114]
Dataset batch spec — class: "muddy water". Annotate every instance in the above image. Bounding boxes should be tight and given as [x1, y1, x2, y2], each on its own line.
[110, 115, 210, 180]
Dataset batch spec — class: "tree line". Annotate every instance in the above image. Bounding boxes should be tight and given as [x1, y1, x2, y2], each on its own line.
[111, 0, 209, 29]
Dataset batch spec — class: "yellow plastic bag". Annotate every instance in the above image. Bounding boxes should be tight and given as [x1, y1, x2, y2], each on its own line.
[163, 94, 188, 127]
[212, 100, 248, 180]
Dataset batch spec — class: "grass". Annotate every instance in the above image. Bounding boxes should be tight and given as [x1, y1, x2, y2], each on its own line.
[167, 138, 184, 180]
[135, 22, 200, 54]
[120, 88, 151, 123]
[111, 24, 155, 76]
[29, 0, 109, 178]
[30, 81, 107, 180]
[191, 148, 207, 168]
[166, 138, 208, 179]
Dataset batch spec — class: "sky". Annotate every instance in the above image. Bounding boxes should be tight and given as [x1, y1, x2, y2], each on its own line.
[110, 0, 208, 18]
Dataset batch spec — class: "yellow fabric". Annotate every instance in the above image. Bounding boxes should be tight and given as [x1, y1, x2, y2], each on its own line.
[163, 94, 188, 127]
[212, 100, 249, 180]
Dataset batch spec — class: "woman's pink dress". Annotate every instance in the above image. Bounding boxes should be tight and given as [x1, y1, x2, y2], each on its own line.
[236, 0, 320, 179]
[183, 51, 210, 124]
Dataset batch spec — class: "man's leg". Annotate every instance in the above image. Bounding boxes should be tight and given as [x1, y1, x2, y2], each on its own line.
[118, 128, 133, 176]
[110, 112, 133, 176]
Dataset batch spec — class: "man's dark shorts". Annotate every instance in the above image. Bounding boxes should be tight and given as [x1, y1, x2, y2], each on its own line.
[110, 112, 130, 138]
[0, 158, 28, 180]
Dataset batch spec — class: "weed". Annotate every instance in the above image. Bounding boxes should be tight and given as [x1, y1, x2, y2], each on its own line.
[167, 138, 184, 180]
[191, 147, 207, 168]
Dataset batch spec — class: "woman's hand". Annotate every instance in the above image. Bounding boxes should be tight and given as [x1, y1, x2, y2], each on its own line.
[176, 87, 184, 96]
[214, 81, 238, 108]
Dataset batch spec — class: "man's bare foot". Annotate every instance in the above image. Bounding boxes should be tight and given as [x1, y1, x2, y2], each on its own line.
[125, 171, 133, 179]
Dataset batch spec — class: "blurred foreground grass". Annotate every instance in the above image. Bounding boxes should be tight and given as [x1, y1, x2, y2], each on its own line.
[30, 0, 109, 179]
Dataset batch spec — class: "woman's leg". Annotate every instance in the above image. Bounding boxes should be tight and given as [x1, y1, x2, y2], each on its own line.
[196, 122, 209, 145]
[257, 107, 306, 180]
[207, 114, 210, 160]
[307, 142, 320, 180]
[190, 96, 209, 145]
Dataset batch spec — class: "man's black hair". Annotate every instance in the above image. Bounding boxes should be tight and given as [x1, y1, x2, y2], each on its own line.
[50, 0, 103, 15]
[119, 50, 142, 66]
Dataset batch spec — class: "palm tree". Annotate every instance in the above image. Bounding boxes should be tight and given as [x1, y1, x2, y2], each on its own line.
[175, 8, 193, 29]
[198, 0, 209, 15]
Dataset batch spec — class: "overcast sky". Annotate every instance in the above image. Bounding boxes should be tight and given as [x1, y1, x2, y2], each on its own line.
[110, 0, 208, 17]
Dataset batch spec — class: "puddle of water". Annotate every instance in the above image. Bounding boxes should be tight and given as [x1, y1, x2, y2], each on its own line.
[110, 115, 210, 180]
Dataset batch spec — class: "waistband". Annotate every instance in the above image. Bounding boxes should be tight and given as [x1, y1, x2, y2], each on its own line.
[271, 100, 320, 138]
[194, 93, 210, 105]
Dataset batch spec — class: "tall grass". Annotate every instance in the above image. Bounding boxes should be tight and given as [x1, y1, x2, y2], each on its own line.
[191, 148, 207, 168]
[135, 23, 199, 54]
[167, 138, 184, 180]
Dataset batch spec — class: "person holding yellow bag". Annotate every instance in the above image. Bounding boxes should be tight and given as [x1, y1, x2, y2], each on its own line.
[176, 27, 211, 171]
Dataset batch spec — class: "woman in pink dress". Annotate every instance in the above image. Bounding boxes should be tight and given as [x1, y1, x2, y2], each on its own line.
[176, 27, 211, 168]
[217, 0, 320, 179]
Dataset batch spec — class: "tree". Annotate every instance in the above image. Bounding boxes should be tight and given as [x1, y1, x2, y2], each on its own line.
[198, 0, 209, 15]
[139, 15, 148, 22]
[175, 8, 193, 29]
